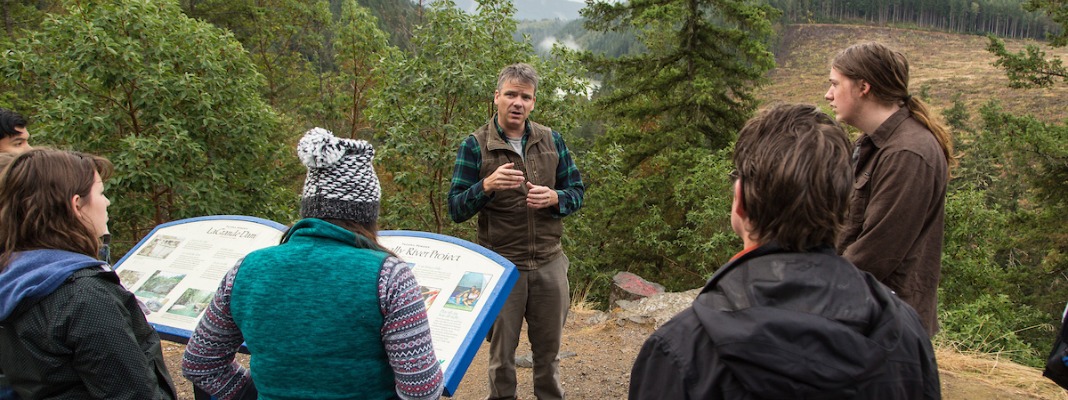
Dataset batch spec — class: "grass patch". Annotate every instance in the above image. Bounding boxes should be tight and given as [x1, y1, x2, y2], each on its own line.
[764, 24, 1068, 125]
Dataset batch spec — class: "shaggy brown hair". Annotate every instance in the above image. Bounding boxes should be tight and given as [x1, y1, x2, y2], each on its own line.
[732, 104, 852, 251]
[0, 149, 113, 270]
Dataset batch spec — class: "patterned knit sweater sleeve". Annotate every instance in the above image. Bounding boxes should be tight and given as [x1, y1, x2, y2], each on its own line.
[181, 260, 251, 400]
[378, 256, 444, 399]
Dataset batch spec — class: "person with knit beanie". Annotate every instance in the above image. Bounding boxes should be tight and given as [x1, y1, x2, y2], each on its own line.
[182, 127, 443, 400]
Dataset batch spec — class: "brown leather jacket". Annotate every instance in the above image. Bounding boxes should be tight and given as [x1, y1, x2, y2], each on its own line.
[837, 107, 948, 336]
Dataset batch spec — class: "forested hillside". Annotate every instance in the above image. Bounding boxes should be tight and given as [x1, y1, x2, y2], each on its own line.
[452, 0, 584, 20]
[1, 0, 1065, 370]
[765, 0, 1062, 39]
[518, 0, 1062, 57]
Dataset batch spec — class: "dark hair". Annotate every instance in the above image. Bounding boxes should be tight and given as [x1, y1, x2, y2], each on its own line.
[319, 218, 397, 257]
[0, 149, 114, 270]
[732, 104, 852, 251]
[497, 63, 538, 93]
[0, 108, 28, 140]
[832, 42, 957, 171]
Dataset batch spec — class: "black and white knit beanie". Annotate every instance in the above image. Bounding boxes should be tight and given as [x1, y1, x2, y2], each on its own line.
[297, 127, 380, 224]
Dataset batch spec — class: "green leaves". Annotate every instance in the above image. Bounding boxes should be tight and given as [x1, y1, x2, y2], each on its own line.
[938, 293, 1047, 367]
[987, 34, 1067, 89]
[4, 0, 298, 256]
[185, 0, 333, 128]
[939, 96, 1068, 367]
[941, 18, 1067, 358]
[567, 0, 777, 294]
[1024, 0, 1068, 47]
[328, 0, 398, 140]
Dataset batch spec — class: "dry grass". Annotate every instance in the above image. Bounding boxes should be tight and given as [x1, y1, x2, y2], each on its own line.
[763, 24, 1068, 126]
[569, 279, 605, 313]
[937, 345, 1068, 399]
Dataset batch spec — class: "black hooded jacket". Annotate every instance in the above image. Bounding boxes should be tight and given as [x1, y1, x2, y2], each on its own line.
[0, 250, 176, 400]
[629, 244, 940, 400]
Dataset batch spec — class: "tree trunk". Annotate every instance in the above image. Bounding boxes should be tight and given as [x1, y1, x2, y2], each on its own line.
[2, 0, 12, 37]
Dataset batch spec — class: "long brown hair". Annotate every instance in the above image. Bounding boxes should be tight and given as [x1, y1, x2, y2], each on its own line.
[832, 42, 957, 171]
[733, 104, 852, 251]
[0, 149, 113, 270]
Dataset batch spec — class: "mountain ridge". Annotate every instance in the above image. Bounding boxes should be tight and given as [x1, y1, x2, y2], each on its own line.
[451, 0, 584, 21]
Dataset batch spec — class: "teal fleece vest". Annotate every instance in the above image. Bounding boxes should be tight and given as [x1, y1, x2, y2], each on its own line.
[230, 218, 394, 399]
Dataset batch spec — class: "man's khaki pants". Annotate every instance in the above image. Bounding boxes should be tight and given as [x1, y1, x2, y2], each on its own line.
[487, 254, 570, 400]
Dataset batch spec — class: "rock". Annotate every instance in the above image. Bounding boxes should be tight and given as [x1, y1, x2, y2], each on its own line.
[585, 311, 609, 325]
[614, 288, 701, 328]
[515, 351, 578, 369]
[609, 272, 666, 307]
[517, 353, 533, 368]
[626, 315, 650, 324]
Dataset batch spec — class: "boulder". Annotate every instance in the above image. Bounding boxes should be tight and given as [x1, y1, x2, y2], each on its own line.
[609, 271, 665, 307]
[615, 288, 700, 328]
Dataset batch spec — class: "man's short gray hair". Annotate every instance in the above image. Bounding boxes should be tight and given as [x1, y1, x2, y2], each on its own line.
[497, 63, 538, 92]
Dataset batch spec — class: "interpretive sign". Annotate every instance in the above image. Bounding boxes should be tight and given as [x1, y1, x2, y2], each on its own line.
[114, 216, 517, 396]
[112, 215, 288, 340]
[380, 230, 518, 396]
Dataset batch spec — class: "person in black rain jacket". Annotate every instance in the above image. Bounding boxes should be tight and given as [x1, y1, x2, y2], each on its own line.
[629, 104, 940, 400]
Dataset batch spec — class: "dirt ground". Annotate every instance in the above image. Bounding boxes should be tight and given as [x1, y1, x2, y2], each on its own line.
[161, 306, 1068, 399]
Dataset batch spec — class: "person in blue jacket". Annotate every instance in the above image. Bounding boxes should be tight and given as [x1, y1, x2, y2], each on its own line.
[0, 149, 176, 399]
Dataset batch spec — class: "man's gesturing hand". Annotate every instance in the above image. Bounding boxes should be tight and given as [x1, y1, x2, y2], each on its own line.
[526, 182, 558, 209]
[483, 162, 525, 194]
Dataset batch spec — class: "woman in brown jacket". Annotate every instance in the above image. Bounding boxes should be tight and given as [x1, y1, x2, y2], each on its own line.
[824, 42, 955, 337]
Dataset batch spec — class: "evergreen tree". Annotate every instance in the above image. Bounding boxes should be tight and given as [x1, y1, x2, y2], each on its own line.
[582, 0, 780, 165]
[963, 0, 1068, 360]
[987, 38, 1066, 89]
[568, 0, 779, 294]
[985, 0, 1068, 277]
[1029, 0, 1068, 46]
